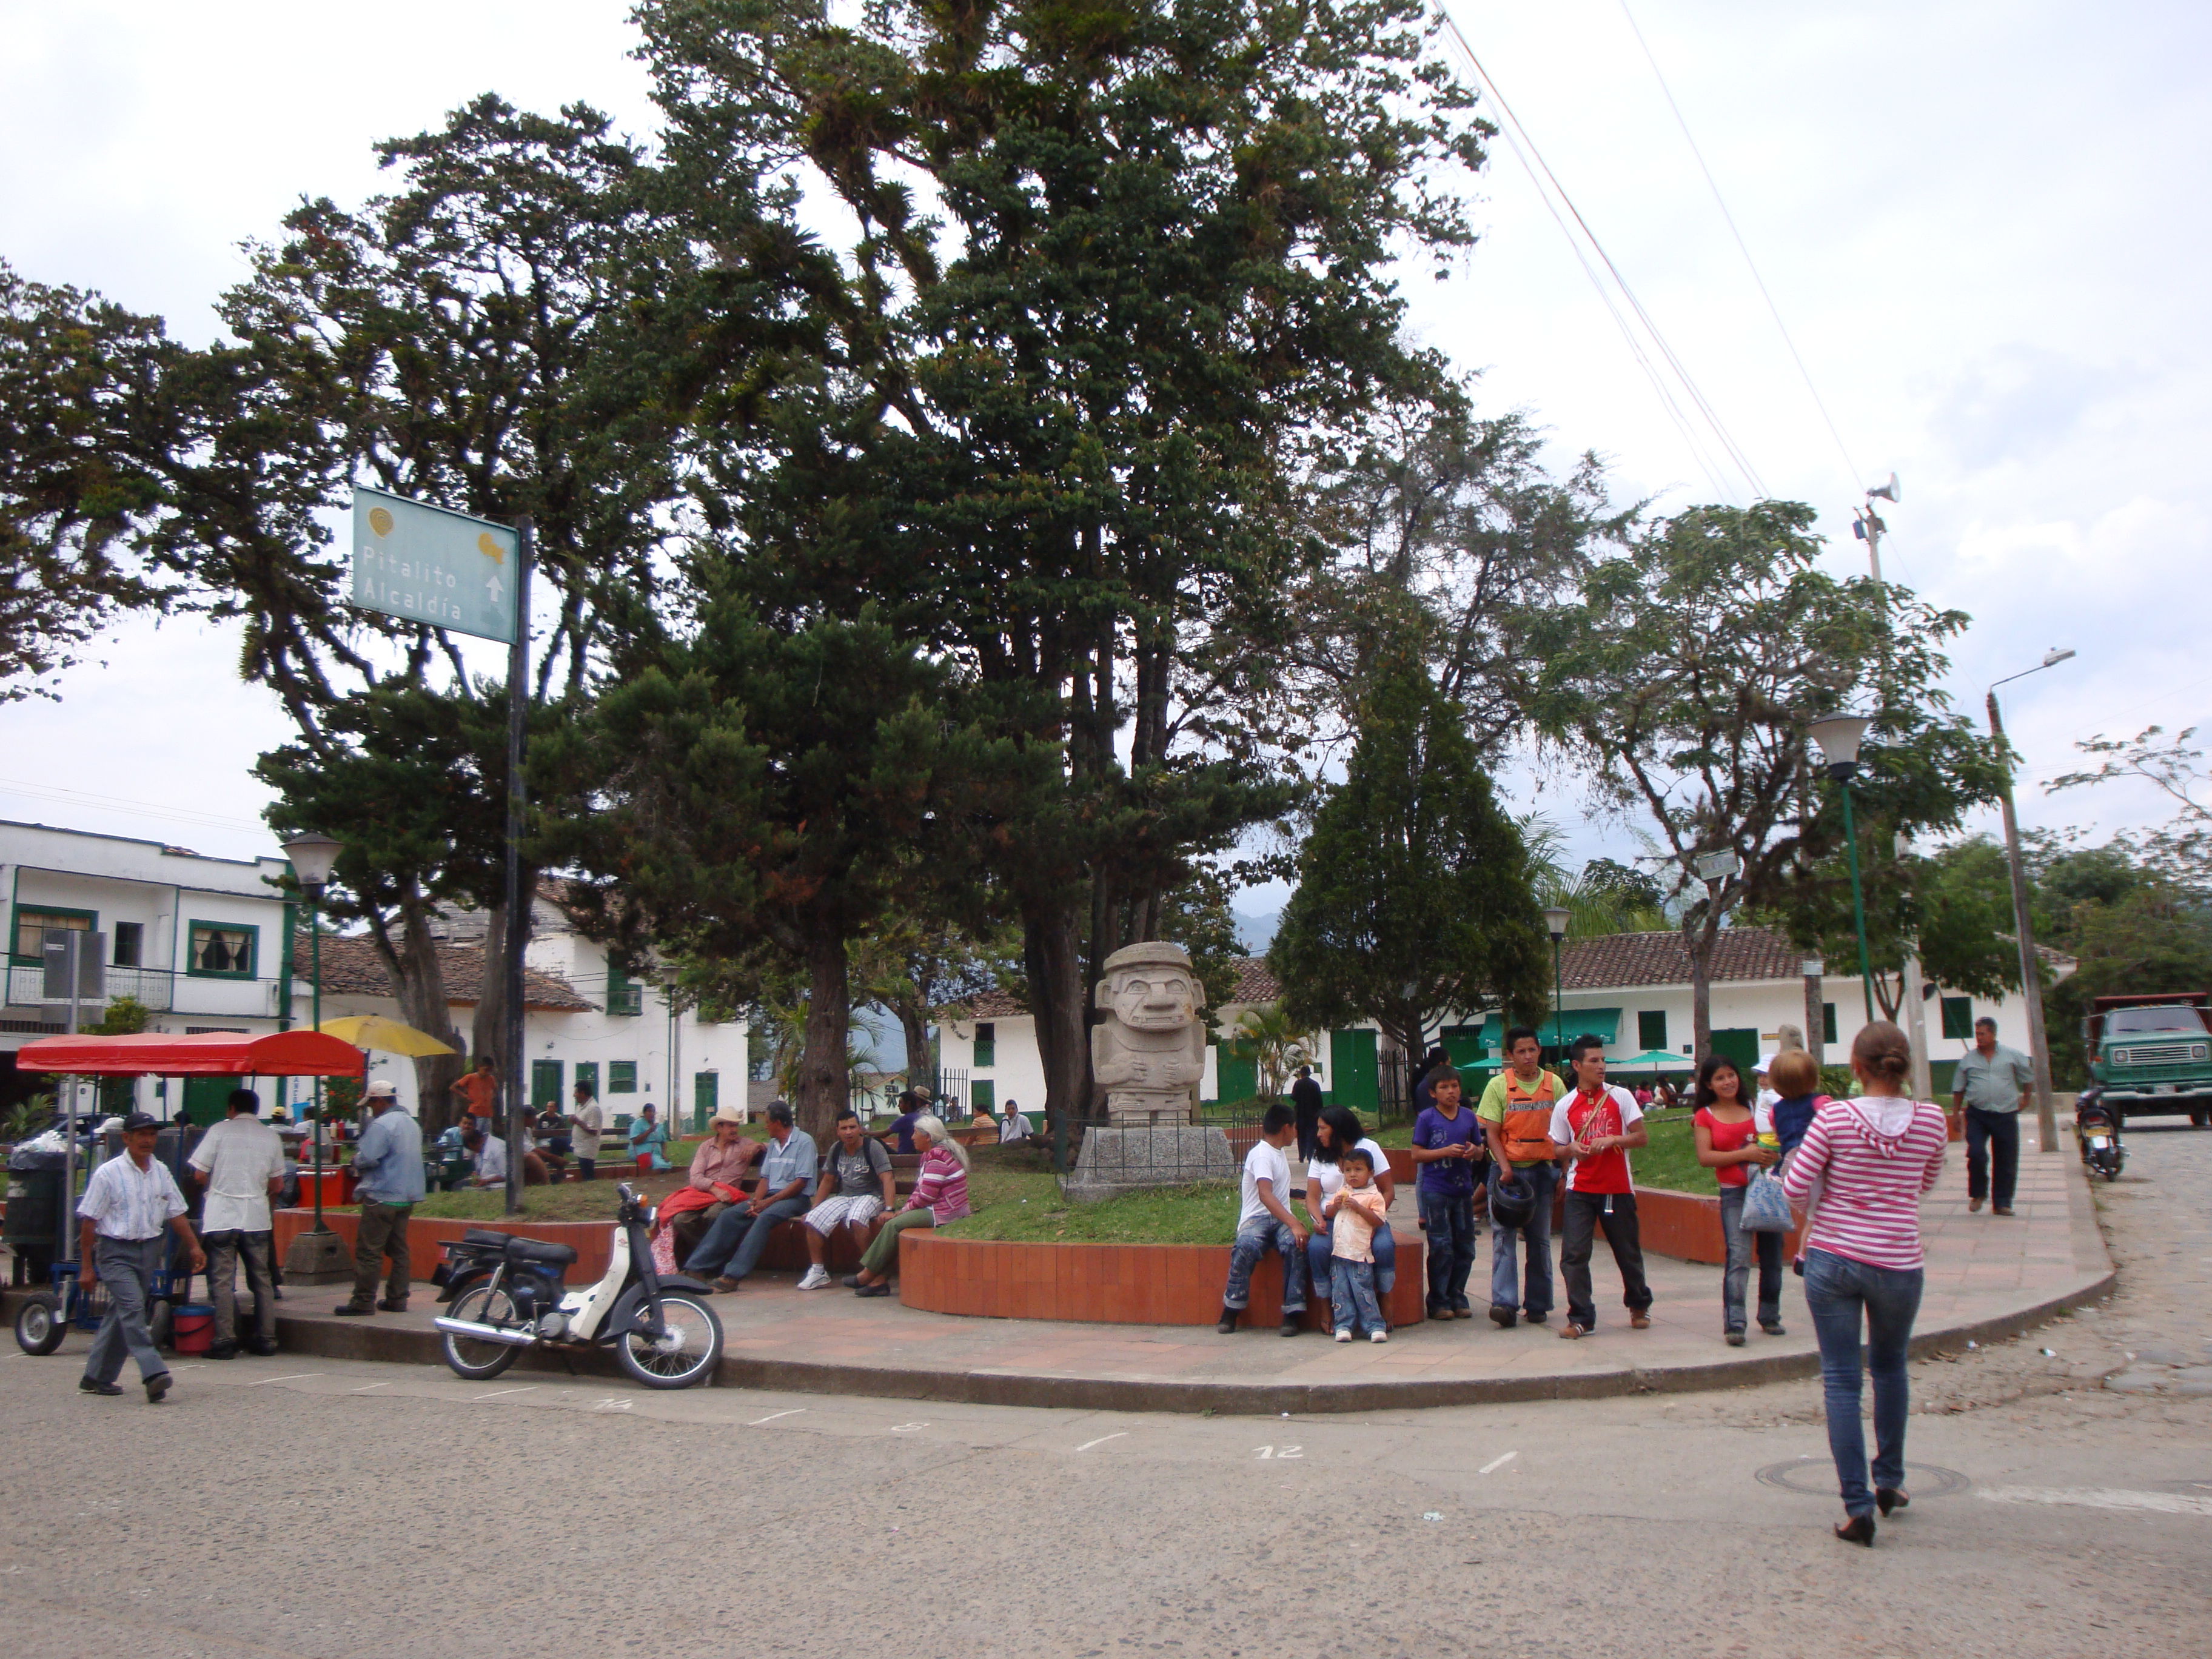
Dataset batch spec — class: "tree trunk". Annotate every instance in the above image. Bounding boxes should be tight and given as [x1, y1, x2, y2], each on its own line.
[1024, 894, 1091, 1169]
[896, 999, 932, 1095]
[471, 898, 511, 1103]
[1686, 917, 1714, 1064]
[364, 892, 468, 1136]
[795, 925, 851, 1145]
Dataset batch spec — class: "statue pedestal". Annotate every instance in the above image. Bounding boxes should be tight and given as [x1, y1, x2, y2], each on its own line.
[1063, 1123, 1238, 1204]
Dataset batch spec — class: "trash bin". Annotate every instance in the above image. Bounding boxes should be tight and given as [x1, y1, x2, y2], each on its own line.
[4, 1146, 69, 1279]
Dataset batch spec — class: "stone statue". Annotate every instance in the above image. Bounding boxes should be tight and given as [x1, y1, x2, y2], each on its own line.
[1091, 940, 1207, 1124]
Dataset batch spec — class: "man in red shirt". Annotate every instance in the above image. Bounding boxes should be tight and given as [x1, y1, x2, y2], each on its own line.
[1547, 1034, 1652, 1339]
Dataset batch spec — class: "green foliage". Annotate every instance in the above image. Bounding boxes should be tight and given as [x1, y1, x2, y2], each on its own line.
[1221, 1004, 1314, 1101]
[1270, 652, 1549, 1058]
[0, 263, 181, 702]
[2050, 725, 2212, 892]
[1532, 501, 2002, 1050]
[88, 994, 151, 1036]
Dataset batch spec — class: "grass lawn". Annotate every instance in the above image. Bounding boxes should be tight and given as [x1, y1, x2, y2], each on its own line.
[934, 1144, 1241, 1244]
[392, 1185, 629, 1221]
[1634, 1110, 1718, 1195]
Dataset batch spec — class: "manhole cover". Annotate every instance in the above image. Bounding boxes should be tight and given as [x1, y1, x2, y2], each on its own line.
[1755, 1460, 1971, 1498]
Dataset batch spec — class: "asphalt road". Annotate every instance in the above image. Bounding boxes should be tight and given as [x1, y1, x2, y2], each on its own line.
[1, 1128, 2207, 1659]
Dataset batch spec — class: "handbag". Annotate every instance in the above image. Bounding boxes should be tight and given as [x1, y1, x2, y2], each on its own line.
[1740, 1161, 1794, 1233]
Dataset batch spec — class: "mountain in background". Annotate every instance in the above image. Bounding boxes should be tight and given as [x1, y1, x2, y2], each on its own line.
[1233, 908, 1281, 953]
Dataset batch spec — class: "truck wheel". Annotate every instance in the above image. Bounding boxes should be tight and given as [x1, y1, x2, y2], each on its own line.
[14, 1295, 64, 1356]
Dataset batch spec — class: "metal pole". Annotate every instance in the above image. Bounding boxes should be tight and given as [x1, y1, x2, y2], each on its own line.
[1840, 780, 1875, 1027]
[310, 892, 327, 1232]
[1988, 689, 2059, 1153]
[668, 984, 683, 1136]
[1550, 934, 1564, 1059]
[1896, 834, 1933, 1099]
[503, 517, 533, 1216]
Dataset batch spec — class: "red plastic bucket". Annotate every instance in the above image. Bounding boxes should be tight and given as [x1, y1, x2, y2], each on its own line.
[636, 1153, 652, 1173]
[172, 1303, 214, 1355]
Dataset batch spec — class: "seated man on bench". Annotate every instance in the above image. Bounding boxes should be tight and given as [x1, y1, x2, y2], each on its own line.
[685, 1101, 818, 1293]
[797, 1108, 896, 1290]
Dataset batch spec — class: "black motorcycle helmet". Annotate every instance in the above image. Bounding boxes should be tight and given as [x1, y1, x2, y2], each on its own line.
[1488, 1172, 1537, 1230]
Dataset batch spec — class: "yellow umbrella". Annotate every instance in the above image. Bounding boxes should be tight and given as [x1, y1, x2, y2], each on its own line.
[317, 1014, 458, 1057]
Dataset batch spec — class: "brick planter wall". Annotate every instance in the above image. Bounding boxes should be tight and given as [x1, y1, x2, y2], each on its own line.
[896, 1228, 1430, 1330]
[1629, 1185, 1803, 1265]
[274, 1208, 618, 1286]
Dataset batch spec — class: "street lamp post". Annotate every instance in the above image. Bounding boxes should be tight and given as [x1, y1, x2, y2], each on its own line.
[659, 964, 685, 1133]
[1543, 905, 1572, 1060]
[1801, 956, 1826, 1068]
[1989, 648, 2076, 1153]
[1808, 716, 1877, 1028]
[280, 832, 350, 1282]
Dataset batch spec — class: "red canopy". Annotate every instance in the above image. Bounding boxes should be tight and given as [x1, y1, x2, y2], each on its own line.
[14, 1030, 369, 1078]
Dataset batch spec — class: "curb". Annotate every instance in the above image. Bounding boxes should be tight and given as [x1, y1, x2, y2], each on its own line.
[13, 1261, 2087, 1416]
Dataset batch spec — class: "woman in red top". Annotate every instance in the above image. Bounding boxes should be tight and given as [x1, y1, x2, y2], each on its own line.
[1694, 1055, 1783, 1346]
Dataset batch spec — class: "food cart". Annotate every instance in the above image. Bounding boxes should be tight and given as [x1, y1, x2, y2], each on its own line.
[9, 1029, 367, 1355]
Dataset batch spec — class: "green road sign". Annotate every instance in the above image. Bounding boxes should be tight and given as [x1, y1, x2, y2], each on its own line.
[350, 486, 521, 643]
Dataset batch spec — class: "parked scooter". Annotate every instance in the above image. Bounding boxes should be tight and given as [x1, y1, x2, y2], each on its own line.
[2074, 1088, 2126, 1183]
[431, 1182, 723, 1389]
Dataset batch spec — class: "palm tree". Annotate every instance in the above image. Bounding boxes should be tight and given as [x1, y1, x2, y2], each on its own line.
[1224, 1004, 1315, 1100]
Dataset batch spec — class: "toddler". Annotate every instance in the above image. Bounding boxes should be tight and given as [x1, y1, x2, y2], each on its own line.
[1324, 1148, 1390, 1342]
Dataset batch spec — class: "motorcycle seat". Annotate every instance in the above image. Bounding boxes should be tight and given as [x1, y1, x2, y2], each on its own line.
[504, 1237, 578, 1267]
[461, 1229, 515, 1249]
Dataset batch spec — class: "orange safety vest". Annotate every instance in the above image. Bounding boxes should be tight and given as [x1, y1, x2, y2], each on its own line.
[1498, 1069, 1563, 1164]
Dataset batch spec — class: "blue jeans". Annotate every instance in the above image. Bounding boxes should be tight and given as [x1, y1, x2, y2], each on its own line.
[685, 1195, 808, 1282]
[1803, 1247, 1923, 1518]
[1718, 1185, 1783, 1332]
[1418, 1187, 1478, 1311]
[1331, 1258, 1383, 1336]
[1225, 1219, 1307, 1317]
[1488, 1161, 1555, 1318]
[1305, 1219, 1395, 1307]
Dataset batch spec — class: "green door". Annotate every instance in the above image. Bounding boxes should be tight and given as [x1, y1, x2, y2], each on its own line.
[1709, 1028, 1760, 1073]
[1441, 1025, 1487, 1067]
[971, 1078, 995, 1115]
[531, 1059, 563, 1110]
[181, 1076, 232, 1126]
[1329, 1028, 1380, 1113]
[692, 1071, 718, 1133]
[573, 1062, 598, 1102]
[1214, 1048, 1258, 1105]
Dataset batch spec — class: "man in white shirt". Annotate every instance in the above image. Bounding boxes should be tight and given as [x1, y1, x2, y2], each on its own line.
[997, 1100, 1030, 1144]
[78, 1112, 205, 1403]
[465, 1125, 509, 1187]
[1218, 1103, 1309, 1336]
[568, 1081, 604, 1181]
[188, 1088, 287, 1358]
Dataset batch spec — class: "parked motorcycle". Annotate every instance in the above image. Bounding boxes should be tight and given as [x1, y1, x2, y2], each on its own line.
[431, 1182, 722, 1389]
[2074, 1089, 2126, 1183]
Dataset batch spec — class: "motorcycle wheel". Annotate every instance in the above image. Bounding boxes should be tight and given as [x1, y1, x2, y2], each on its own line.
[2104, 1161, 2123, 1182]
[614, 1291, 722, 1390]
[441, 1283, 523, 1381]
[13, 1295, 64, 1356]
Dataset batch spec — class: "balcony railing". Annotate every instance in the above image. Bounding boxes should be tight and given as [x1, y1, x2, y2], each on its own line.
[5, 964, 183, 1015]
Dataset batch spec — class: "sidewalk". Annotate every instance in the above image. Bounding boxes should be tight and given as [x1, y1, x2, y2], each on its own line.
[161, 1145, 2117, 1415]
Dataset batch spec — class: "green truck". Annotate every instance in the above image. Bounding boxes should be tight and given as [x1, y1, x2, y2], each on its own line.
[2085, 993, 2212, 1127]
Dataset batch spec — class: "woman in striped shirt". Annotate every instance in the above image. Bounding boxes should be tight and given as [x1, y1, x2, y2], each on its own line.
[852, 1115, 972, 1296]
[1780, 1021, 1948, 1545]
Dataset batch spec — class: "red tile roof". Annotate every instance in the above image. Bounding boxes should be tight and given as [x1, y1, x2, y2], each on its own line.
[294, 934, 594, 1013]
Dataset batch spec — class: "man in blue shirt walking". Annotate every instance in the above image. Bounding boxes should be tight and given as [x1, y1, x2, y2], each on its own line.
[336, 1080, 426, 1316]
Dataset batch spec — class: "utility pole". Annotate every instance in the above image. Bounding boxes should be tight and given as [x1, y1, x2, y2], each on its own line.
[1987, 651, 2076, 1153]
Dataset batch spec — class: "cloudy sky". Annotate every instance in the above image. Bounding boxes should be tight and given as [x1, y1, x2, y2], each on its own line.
[3, 1, 2205, 886]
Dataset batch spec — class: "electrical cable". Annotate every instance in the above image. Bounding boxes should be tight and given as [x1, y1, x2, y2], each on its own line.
[1439, 8, 1769, 501]
[0, 776, 270, 839]
[1614, 0, 1867, 498]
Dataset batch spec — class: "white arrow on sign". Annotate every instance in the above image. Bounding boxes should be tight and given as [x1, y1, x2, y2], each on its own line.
[486, 572, 504, 608]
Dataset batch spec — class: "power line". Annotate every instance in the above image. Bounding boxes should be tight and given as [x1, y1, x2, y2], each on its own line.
[0, 776, 272, 839]
[1439, 8, 1769, 501]
[1615, 0, 1866, 498]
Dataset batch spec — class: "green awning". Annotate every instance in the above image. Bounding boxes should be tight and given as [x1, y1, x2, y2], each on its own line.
[1474, 1008, 1622, 1050]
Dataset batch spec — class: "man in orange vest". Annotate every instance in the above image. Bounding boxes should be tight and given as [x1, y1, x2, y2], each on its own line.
[1477, 1026, 1564, 1328]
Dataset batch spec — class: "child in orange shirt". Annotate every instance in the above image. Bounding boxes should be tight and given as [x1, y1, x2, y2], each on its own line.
[1324, 1148, 1390, 1342]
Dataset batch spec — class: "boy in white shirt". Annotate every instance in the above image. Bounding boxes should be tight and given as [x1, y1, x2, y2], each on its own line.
[1218, 1104, 1309, 1336]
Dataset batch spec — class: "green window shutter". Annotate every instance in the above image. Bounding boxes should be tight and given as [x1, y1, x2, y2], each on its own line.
[1940, 996, 1974, 1041]
[574, 1062, 599, 1100]
[606, 963, 643, 1017]
[1709, 1028, 1760, 1071]
[1822, 1003, 1838, 1046]
[974, 1022, 996, 1067]
[692, 1071, 719, 1133]
[1637, 1010, 1667, 1051]
[608, 1061, 638, 1094]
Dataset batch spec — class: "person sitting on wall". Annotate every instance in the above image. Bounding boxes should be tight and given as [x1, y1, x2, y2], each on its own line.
[685, 1101, 819, 1293]
[664, 1106, 762, 1266]
[997, 1099, 1031, 1145]
[798, 1109, 897, 1289]
[850, 1114, 971, 1296]
[627, 1102, 671, 1171]
[1216, 1103, 1307, 1335]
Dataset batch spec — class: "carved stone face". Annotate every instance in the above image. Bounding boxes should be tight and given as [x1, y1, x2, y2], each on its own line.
[1107, 966, 1198, 1032]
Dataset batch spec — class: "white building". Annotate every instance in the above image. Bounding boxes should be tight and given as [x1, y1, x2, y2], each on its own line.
[937, 928, 2070, 1116]
[0, 822, 743, 1133]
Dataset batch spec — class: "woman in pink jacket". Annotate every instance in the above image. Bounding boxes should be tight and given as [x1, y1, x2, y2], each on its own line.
[1781, 1021, 1948, 1546]
[852, 1114, 971, 1296]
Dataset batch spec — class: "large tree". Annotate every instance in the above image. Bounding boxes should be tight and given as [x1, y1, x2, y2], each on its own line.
[1270, 651, 1550, 1062]
[1530, 501, 2004, 1056]
[638, 0, 1490, 1138]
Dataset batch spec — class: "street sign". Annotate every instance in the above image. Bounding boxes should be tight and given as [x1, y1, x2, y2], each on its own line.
[350, 486, 521, 643]
[1695, 850, 1741, 883]
[41, 928, 106, 1003]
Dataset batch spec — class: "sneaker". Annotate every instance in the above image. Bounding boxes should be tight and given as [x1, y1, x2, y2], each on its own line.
[206, 1341, 240, 1361]
[796, 1265, 831, 1291]
[1451, 1303, 1474, 1319]
[1992, 1206, 2014, 1217]
[711, 1277, 743, 1294]
[1968, 1196, 1985, 1213]
[1334, 1329, 1353, 1343]
[78, 1379, 124, 1397]
[1427, 1304, 1453, 1322]
[1370, 1329, 1389, 1344]
[1279, 1318, 1301, 1337]
[144, 1372, 172, 1404]
[1759, 1320, 1787, 1338]
[1725, 1329, 1747, 1347]
[1217, 1309, 1241, 1335]
[1524, 1312, 1549, 1327]
[1489, 1305, 1517, 1329]
[377, 1298, 409, 1313]
[332, 1303, 374, 1317]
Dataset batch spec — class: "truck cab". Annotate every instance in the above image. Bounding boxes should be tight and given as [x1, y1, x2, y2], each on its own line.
[2085, 993, 2212, 1126]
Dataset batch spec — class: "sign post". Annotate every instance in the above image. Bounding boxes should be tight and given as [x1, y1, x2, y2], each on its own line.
[349, 488, 529, 1214]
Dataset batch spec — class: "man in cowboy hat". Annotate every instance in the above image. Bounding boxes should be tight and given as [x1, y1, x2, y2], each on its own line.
[335, 1080, 424, 1317]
